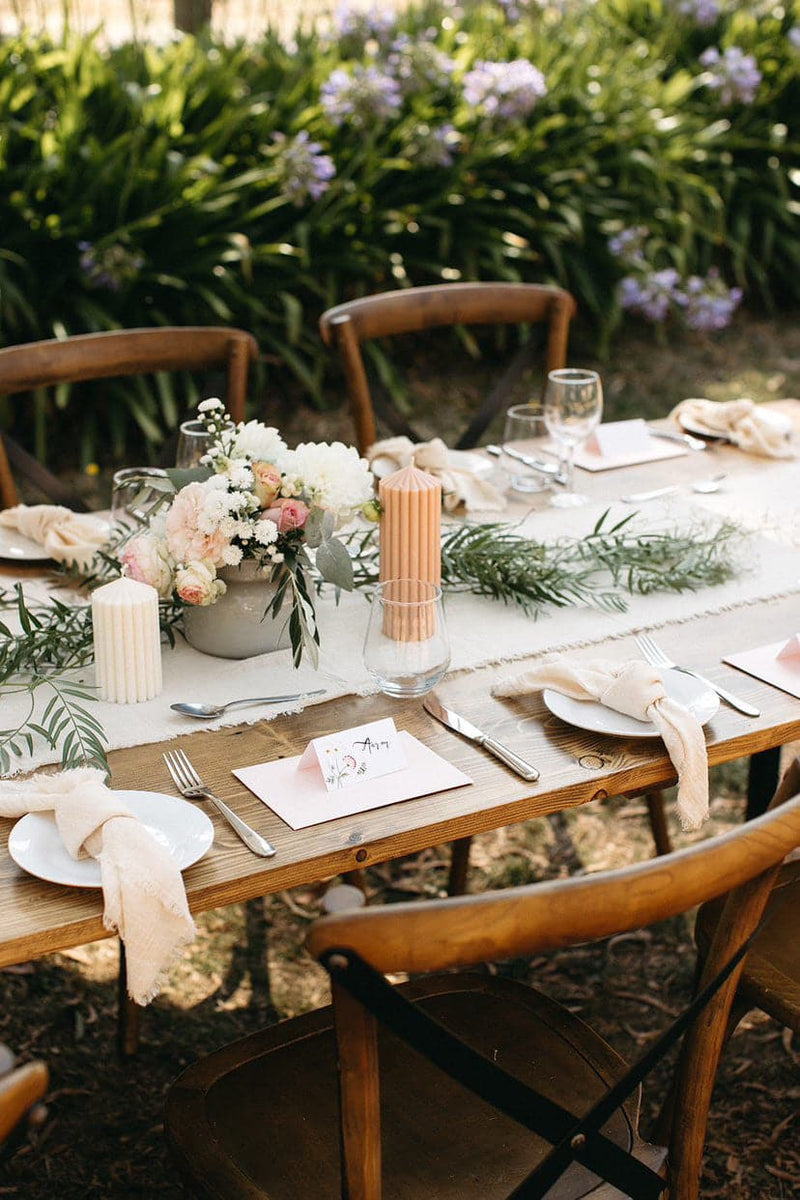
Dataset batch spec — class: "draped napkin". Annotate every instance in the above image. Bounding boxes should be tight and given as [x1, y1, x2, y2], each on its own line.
[0, 504, 109, 569]
[0, 768, 196, 1004]
[669, 398, 795, 458]
[492, 658, 709, 831]
[367, 437, 507, 512]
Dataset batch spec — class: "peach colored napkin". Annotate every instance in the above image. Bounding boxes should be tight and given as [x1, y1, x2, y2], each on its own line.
[0, 768, 195, 1003]
[669, 398, 794, 458]
[367, 436, 506, 512]
[492, 658, 709, 830]
[0, 504, 108, 569]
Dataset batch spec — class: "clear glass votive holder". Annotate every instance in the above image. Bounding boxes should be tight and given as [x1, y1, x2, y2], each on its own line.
[363, 579, 450, 698]
[110, 467, 171, 530]
[501, 403, 553, 494]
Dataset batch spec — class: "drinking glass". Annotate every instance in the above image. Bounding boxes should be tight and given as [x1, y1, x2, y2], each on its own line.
[175, 419, 213, 468]
[500, 403, 553, 494]
[543, 368, 603, 508]
[363, 579, 450, 698]
[110, 467, 171, 530]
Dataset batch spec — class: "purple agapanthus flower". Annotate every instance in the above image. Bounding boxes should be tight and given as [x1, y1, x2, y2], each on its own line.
[78, 241, 144, 292]
[789, 27, 800, 49]
[674, 0, 720, 27]
[412, 123, 460, 168]
[462, 58, 547, 122]
[608, 226, 649, 266]
[388, 36, 456, 97]
[675, 269, 742, 331]
[331, 2, 397, 46]
[273, 131, 336, 206]
[619, 269, 682, 323]
[699, 45, 762, 105]
[321, 65, 403, 128]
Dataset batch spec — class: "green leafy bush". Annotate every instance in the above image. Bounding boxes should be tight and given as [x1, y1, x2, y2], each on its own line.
[0, 0, 797, 463]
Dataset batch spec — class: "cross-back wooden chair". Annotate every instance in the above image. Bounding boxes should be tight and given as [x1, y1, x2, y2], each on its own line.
[319, 282, 577, 456]
[0, 326, 259, 510]
[165, 771, 800, 1200]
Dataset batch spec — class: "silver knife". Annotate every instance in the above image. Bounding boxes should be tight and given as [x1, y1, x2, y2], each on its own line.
[423, 695, 540, 781]
[485, 443, 565, 484]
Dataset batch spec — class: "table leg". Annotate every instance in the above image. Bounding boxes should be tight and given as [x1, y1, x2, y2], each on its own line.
[746, 748, 781, 820]
[117, 942, 142, 1058]
[447, 837, 473, 896]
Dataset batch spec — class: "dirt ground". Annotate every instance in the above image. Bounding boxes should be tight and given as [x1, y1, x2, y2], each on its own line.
[2, 309, 800, 1197]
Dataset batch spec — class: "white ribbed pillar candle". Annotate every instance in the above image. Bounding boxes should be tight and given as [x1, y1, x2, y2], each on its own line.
[91, 576, 162, 703]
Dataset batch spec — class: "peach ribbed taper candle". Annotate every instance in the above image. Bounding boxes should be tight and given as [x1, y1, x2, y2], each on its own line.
[378, 465, 441, 640]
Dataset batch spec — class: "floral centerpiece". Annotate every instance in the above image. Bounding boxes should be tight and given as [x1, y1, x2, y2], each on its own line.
[120, 399, 375, 665]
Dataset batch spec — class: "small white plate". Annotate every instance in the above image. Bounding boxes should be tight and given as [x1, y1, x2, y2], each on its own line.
[0, 525, 53, 563]
[8, 790, 214, 888]
[543, 669, 719, 739]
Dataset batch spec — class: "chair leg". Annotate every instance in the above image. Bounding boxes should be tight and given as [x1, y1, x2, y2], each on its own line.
[646, 791, 673, 856]
[448, 837, 472, 896]
[117, 942, 143, 1058]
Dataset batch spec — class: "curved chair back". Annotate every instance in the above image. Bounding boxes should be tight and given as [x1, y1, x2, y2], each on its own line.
[320, 282, 576, 454]
[0, 326, 258, 509]
[308, 781, 800, 1199]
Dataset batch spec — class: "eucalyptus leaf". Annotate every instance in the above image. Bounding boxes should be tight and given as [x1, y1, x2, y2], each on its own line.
[315, 538, 355, 591]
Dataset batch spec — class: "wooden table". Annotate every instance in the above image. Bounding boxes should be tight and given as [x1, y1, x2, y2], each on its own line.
[2, 419, 800, 974]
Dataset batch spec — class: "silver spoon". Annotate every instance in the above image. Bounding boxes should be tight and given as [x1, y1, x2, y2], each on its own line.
[171, 690, 326, 718]
[621, 474, 727, 503]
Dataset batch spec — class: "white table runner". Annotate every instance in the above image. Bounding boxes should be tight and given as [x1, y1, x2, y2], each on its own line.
[3, 460, 800, 774]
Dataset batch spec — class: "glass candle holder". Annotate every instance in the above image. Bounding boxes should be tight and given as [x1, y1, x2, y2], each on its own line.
[363, 579, 450, 698]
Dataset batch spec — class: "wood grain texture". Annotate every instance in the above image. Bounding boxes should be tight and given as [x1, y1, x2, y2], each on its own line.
[1, 591, 799, 970]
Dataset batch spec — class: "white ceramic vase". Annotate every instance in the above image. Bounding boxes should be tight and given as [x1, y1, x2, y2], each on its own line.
[182, 561, 291, 659]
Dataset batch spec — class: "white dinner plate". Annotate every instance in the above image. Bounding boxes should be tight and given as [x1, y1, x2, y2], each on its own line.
[543, 669, 719, 739]
[0, 524, 53, 563]
[8, 790, 214, 888]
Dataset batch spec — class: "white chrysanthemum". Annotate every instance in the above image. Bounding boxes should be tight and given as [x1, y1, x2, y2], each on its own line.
[198, 397, 225, 413]
[225, 462, 255, 491]
[231, 420, 289, 466]
[254, 517, 280, 546]
[221, 543, 244, 566]
[287, 442, 374, 520]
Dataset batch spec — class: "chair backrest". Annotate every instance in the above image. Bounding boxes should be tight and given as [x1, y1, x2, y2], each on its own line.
[319, 282, 577, 455]
[0, 326, 259, 509]
[308, 769, 800, 1200]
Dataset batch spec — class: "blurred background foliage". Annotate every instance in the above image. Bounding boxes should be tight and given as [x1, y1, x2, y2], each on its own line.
[0, 0, 797, 466]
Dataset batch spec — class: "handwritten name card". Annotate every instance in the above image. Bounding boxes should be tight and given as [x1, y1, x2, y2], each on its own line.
[297, 718, 407, 792]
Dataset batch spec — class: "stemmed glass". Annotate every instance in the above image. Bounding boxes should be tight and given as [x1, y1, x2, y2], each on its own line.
[543, 368, 603, 508]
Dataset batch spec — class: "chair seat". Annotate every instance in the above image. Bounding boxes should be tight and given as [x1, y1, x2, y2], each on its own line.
[167, 974, 664, 1200]
[695, 859, 800, 1032]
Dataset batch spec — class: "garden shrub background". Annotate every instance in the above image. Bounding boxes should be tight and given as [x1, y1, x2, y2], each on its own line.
[0, 0, 797, 464]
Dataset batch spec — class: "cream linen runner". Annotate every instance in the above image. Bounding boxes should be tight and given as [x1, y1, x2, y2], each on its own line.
[0, 768, 195, 1003]
[492, 659, 709, 831]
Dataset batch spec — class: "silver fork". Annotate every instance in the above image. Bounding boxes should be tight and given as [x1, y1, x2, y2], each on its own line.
[635, 634, 760, 718]
[163, 748, 276, 857]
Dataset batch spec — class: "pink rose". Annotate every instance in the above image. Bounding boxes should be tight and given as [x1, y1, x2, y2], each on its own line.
[175, 560, 226, 607]
[121, 531, 175, 598]
[266, 497, 310, 533]
[165, 481, 231, 567]
[251, 461, 282, 508]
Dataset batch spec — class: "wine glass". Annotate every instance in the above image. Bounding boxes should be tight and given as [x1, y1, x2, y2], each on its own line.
[175, 419, 213, 468]
[363, 579, 450, 698]
[500, 403, 553, 494]
[543, 368, 603, 508]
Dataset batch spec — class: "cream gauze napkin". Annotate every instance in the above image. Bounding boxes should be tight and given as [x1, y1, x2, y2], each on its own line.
[492, 659, 709, 831]
[367, 436, 507, 512]
[669, 398, 795, 458]
[0, 504, 108, 569]
[0, 768, 196, 1004]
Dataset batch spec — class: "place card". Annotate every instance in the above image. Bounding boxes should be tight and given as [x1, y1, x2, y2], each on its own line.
[233, 730, 473, 830]
[297, 718, 407, 793]
[724, 636, 800, 700]
[574, 418, 686, 472]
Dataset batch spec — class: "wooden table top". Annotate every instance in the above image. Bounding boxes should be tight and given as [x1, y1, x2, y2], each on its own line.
[2, 412, 799, 968]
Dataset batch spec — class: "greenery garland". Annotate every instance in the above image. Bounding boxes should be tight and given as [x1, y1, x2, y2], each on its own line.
[1, 512, 743, 774]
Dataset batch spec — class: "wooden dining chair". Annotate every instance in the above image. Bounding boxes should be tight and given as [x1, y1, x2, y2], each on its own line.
[0, 1043, 48, 1154]
[0, 326, 259, 510]
[165, 779, 800, 1200]
[319, 282, 577, 456]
